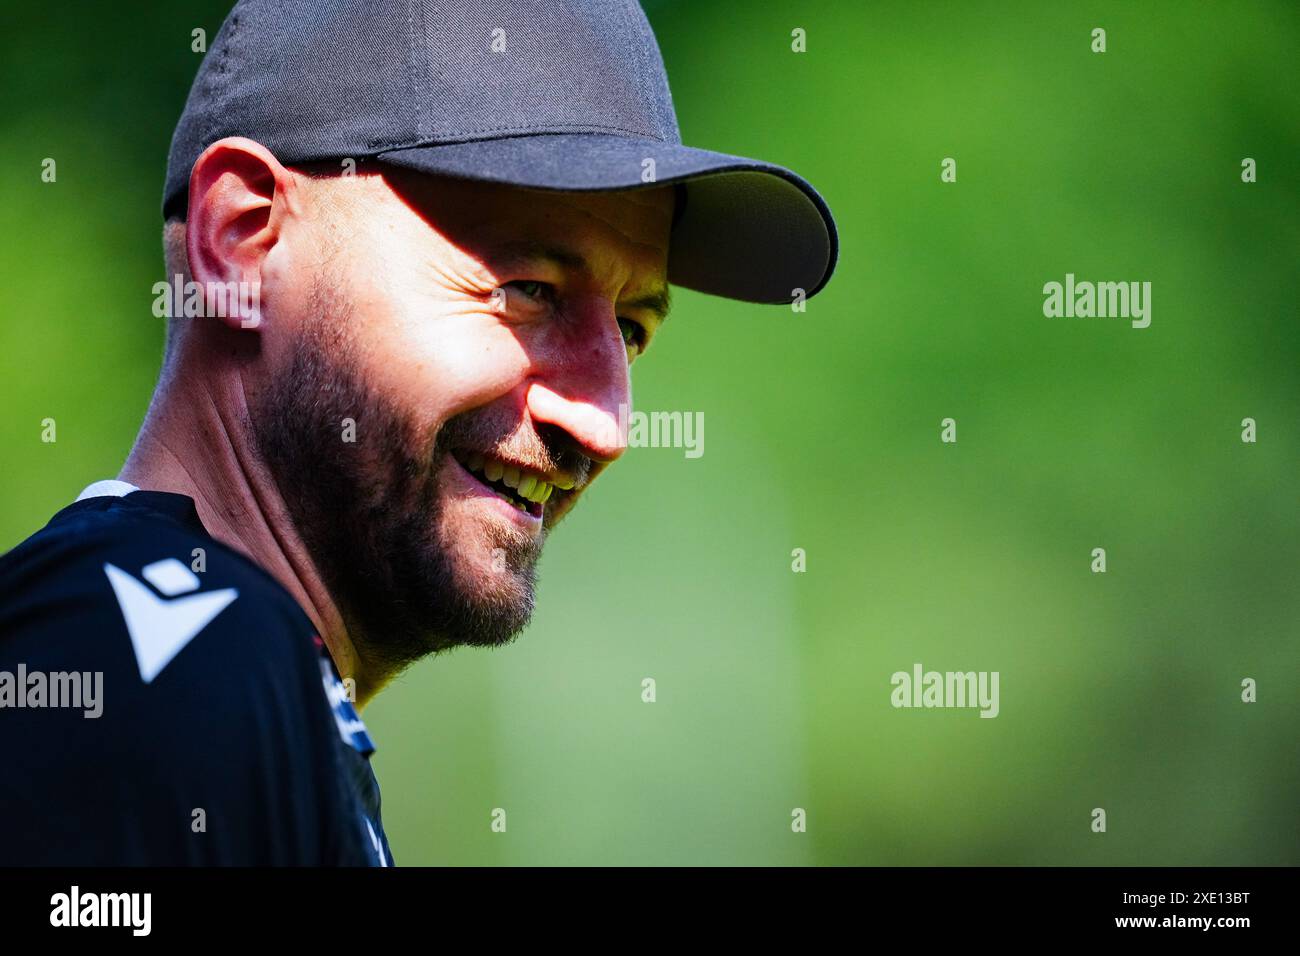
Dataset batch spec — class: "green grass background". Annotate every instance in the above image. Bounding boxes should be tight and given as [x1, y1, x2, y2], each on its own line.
[2, 1, 1296, 864]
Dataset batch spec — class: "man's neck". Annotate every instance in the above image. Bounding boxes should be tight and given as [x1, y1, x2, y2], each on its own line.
[118, 365, 376, 706]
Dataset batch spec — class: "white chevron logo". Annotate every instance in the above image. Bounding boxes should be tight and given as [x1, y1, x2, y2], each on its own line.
[104, 561, 238, 683]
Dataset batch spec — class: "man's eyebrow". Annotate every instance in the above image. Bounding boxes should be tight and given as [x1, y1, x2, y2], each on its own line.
[621, 286, 672, 323]
[488, 240, 672, 322]
[488, 240, 589, 274]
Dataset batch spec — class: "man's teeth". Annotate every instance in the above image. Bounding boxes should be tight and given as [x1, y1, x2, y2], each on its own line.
[460, 453, 558, 505]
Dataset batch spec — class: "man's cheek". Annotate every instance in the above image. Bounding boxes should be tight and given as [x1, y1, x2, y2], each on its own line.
[414, 322, 532, 403]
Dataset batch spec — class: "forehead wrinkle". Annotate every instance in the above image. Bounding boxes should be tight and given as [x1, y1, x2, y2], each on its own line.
[562, 196, 672, 256]
[555, 202, 669, 306]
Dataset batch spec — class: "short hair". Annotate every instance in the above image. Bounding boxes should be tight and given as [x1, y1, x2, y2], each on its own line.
[160, 218, 190, 366]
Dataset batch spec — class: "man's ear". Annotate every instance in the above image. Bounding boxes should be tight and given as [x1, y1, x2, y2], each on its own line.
[185, 137, 297, 331]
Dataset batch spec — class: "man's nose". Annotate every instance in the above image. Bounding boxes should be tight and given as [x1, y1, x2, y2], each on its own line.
[525, 307, 630, 463]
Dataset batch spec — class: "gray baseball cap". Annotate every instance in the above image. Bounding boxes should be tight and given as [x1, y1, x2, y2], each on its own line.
[164, 0, 837, 304]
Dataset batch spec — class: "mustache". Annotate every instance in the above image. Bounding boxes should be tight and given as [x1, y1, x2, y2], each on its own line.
[434, 408, 592, 486]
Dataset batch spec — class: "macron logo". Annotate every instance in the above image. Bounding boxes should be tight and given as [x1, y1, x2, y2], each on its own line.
[104, 559, 237, 683]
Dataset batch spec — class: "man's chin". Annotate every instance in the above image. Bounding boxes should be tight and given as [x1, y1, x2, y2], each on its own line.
[334, 492, 543, 671]
[351, 545, 537, 667]
[432, 508, 541, 640]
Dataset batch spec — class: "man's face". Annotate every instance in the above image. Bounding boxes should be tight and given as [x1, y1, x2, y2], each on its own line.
[247, 168, 673, 674]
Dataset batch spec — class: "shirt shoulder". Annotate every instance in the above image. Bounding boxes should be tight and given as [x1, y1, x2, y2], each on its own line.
[1, 490, 312, 658]
[0, 491, 375, 865]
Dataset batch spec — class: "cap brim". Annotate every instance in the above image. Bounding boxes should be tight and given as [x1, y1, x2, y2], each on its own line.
[376, 133, 837, 304]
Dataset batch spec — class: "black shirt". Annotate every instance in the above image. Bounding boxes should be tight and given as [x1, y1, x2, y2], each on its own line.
[0, 486, 394, 866]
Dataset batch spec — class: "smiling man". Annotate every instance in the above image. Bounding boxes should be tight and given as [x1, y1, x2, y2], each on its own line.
[0, 0, 835, 865]
[159, 156, 679, 695]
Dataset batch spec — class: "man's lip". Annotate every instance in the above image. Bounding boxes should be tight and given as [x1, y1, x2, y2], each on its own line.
[448, 455, 543, 527]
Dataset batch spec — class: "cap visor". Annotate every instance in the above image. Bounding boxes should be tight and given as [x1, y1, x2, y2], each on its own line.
[377, 133, 836, 304]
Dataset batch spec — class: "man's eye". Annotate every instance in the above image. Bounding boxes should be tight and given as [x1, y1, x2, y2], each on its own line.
[493, 281, 555, 318]
[509, 280, 551, 301]
[617, 317, 646, 357]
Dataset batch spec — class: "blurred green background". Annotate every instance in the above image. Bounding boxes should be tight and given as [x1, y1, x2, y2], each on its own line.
[2, 1, 1297, 865]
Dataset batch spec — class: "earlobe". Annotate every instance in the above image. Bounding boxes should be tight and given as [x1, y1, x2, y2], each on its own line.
[184, 137, 292, 332]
